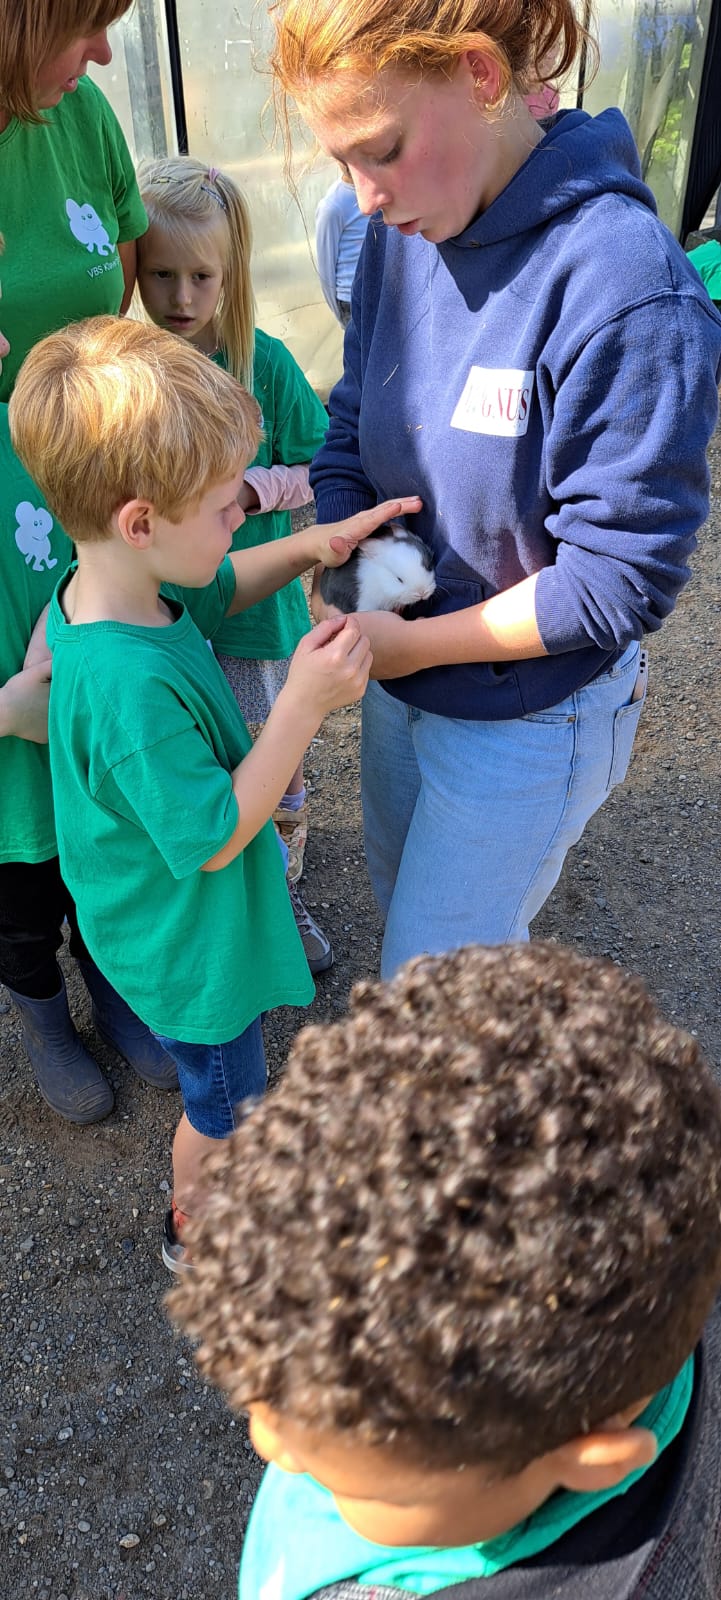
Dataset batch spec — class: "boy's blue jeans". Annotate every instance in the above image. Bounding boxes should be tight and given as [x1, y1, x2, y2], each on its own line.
[152, 833, 286, 1138]
[153, 1015, 266, 1138]
[361, 642, 645, 979]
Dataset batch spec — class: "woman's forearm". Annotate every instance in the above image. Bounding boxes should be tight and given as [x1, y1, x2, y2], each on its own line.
[423, 573, 545, 663]
[358, 573, 547, 679]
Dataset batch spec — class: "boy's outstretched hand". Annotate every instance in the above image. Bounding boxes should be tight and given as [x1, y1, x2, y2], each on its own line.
[317, 496, 423, 567]
[284, 616, 372, 717]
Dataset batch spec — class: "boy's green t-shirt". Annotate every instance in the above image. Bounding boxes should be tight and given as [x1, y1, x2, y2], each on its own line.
[0, 76, 147, 401]
[0, 406, 73, 863]
[239, 1358, 694, 1599]
[46, 564, 313, 1043]
[212, 331, 328, 660]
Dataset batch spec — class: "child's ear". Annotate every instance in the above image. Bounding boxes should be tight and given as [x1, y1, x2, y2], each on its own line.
[116, 498, 155, 550]
[248, 1407, 305, 1476]
[553, 1425, 657, 1494]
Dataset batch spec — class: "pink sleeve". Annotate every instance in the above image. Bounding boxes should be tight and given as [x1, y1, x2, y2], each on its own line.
[244, 463, 313, 514]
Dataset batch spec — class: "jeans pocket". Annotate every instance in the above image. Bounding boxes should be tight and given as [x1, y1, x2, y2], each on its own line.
[608, 658, 648, 789]
[521, 708, 576, 725]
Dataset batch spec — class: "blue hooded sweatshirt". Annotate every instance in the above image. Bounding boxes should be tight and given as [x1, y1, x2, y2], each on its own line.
[310, 109, 721, 719]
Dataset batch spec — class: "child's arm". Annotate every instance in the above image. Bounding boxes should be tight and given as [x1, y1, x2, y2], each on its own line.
[0, 660, 52, 743]
[202, 617, 370, 870]
[118, 240, 138, 314]
[234, 334, 326, 515]
[240, 463, 312, 515]
[224, 496, 422, 617]
[23, 603, 52, 669]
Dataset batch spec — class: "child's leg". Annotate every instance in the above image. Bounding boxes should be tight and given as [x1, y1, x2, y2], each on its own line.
[154, 1015, 267, 1268]
[0, 857, 114, 1123]
[0, 856, 75, 999]
[283, 758, 305, 798]
[172, 1113, 223, 1216]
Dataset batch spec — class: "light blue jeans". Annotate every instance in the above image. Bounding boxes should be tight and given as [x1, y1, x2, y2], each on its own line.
[361, 643, 646, 978]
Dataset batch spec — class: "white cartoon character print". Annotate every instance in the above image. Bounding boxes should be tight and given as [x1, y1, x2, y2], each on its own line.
[14, 502, 58, 572]
[66, 198, 112, 255]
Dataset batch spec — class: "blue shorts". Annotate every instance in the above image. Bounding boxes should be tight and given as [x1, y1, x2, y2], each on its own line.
[153, 1014, 267, 1138]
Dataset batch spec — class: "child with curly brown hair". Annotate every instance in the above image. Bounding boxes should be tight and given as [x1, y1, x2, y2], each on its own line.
[171, 942, 721, 1599]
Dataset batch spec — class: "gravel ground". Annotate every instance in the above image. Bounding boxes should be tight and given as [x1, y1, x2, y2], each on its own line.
[1, 435, 720, 1600]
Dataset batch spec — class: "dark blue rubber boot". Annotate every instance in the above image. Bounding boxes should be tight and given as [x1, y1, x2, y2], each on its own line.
[6, 979, 114, 1124]
[77, 960, 179, 1091]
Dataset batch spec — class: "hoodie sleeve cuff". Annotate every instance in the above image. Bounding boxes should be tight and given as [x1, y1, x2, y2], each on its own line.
[313, 488, 376, 526]
[534, 563, 597, 654]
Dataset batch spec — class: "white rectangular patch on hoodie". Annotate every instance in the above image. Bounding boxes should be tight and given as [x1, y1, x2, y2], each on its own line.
[450, 366, 534, 437]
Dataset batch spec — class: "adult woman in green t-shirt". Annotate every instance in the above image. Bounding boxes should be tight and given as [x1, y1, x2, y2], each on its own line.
[0, 6, 161, 1115]
[0, 0, 148, 401]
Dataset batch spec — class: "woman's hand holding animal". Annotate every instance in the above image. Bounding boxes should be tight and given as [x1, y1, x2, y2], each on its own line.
[350, 610, 419, 679]
[284, 616, 372, 717]
[0, 660, 52, 743]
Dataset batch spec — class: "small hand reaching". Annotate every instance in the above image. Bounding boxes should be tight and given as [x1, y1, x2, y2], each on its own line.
[284, 615, 372, 717]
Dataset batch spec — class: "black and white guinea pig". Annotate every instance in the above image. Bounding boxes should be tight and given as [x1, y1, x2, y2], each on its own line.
[320, 524, 437, 613]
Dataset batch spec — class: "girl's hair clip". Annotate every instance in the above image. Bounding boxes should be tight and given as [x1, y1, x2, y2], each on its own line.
[201, 169, 227, 209]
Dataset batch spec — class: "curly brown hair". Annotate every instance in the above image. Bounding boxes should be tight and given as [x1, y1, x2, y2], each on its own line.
[169, 943, 721, 1473]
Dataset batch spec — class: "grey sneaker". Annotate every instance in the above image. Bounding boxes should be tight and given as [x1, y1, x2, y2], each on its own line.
[288, 881, 334, 975]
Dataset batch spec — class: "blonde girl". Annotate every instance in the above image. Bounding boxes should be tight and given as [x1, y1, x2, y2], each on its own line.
[136, 156, 333, 973]
[268, 0, 721, 984]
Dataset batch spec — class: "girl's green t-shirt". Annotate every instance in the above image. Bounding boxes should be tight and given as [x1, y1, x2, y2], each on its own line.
[0, 405, 74, 863]
[0, 76, 147, 401]
[212, 331, 328, 660]
[46, 566, 313, 1043]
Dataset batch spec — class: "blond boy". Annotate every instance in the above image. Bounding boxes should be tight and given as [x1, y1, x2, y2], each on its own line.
[9, 315, 420, 1267]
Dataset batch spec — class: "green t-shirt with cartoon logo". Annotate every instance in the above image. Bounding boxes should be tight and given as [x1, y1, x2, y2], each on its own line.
[0, 405, 73, 863]
[0, 76, 147, 401]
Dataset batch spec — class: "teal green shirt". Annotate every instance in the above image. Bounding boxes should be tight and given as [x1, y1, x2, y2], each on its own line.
[212, 331, 328, 659]
[0, 76, 147, 401]
[688, 240, 721, 304]
[239, 1358, 694, 1599]
[0, 405, 73, 863]
[47, 562, 313, 1042]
